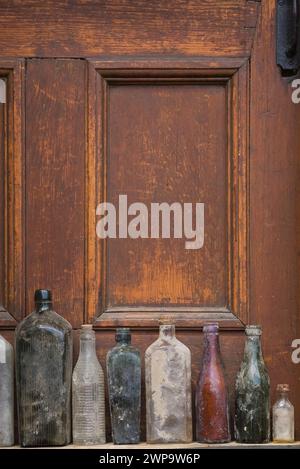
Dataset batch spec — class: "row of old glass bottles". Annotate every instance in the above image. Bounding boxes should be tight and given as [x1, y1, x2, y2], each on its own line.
[0, 289, 295, 446]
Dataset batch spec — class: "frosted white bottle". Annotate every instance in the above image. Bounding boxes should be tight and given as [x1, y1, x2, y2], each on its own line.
[145, 324, 192, 443]
[72, 325, 105, 445]
[0, 335, 14, 446]
[272, 384, 294, 443]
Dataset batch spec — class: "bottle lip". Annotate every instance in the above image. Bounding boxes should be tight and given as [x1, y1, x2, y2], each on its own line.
[203, 323, 219, 334]
[245, 325, 262, 336]
[116, 327, 131, 342]
[34, 289, 52, 303]
[277, 383, 289, 392]
[81, 324, 93, 330]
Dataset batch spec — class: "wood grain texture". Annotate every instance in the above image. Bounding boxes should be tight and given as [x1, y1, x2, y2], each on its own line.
[25, 59, 85, 327]
[87, 61, 249, 328]
[0, 0, 260, 58]
[0, 60, 25, 328]
[249, 0, 300, 438]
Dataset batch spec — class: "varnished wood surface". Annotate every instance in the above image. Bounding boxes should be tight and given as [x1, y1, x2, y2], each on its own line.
[0, 1, 260, 58]
[25, 60, 86, 327]
[249, 0, 300, 438]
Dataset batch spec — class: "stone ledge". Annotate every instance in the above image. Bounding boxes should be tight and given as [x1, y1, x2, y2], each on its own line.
[2, 442, 300, 449]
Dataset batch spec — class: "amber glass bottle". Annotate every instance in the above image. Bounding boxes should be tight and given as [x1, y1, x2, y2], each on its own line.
[195, 323, 230, 443]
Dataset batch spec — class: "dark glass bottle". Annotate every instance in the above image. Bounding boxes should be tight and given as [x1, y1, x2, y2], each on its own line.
[16, 289, 72, 447]
[107, 328, 141, 444]
[234, 325, 270, 443]
[196, 323, 230, 443]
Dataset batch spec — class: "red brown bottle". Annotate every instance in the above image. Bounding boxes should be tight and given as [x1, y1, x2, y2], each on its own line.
[196, 323, 230, 443]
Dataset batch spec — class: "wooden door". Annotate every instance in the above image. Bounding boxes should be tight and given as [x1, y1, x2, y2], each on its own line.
[0, 0, 299, 441]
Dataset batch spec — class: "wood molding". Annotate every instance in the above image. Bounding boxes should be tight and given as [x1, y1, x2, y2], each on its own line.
[86, 58, 249, 330]
[0, 59, 25, 329]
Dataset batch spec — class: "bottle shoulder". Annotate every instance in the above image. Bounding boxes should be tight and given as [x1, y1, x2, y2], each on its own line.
[145, 336, 190, 358]
[236, 360, 270, 390]
[107, 344, 141, 363]
[73, 355, 104, 378]
[273, 399, 294, 410]
[17, 310, 72, 331]
[16, 309, 72, 337]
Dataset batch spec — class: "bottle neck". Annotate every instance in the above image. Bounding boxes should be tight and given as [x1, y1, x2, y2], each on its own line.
[277, 390, 289, 402]
[35, 301, 52, 314]
[79, 336, 97, 359]
[244, 335, 263, 363]
[203, 332, 221, 364]
[159, 325, 175, 343]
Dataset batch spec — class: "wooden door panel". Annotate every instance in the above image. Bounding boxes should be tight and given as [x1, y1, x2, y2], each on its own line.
[0, 1, 260, 58]
[0, 60, 24, 328]
[25, 59, 86, 327]
[107, 83, 227, 308]
[87, 61, 249, 329]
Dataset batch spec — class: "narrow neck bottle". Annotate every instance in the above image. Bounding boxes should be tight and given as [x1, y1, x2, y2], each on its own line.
[244, 336, 262, 363]
[79, 326, 97, 361]
[202, 323, 221, 367]
[159, 324, 175, 343]
[115, 328, 131, 346]
[34, 289, 52, 314]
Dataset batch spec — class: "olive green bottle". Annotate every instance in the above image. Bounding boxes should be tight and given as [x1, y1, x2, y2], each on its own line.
[234, 325, 270, 443]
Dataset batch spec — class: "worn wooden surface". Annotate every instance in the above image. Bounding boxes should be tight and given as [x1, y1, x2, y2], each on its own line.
[249, 0, 300, 439]
[25, 60, 85, 327]
[0, 1, 260, 58]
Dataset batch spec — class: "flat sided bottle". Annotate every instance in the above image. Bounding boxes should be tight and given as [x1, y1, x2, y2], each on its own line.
[0, 335, 14, 446]
[272, 384, 294, 443]
[195, 323, 231, 443]
[145, 324, 192, 443]
[107, 328, 141, 444]
[16, 289, 72, 447]
[234, 325, 270, 443]
[72, 324, 106, 445]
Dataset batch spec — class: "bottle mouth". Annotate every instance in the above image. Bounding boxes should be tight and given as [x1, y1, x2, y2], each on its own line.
[203, 323, 219, 334]
[116, 328, 131, 342]
[245, 325, 262, 336]
[80, 324, 95, 339]
[277, 383, 289, 392]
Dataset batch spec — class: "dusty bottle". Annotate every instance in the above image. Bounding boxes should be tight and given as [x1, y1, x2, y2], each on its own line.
[72, 325, 105, 445]
[107, 328, 141, 444]
[196, 323, 230, 443]
[272, 384, 294, 443]
[235, 325, 270, 443]
[16, 289, 72, 447]
[145, 324, 192, 443]
[0, 335, 14, 446]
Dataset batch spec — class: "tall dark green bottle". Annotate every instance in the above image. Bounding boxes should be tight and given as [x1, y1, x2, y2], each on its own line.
[234, 325, 270, 443]
[106, 328, 141, 444]
[16, 289, 72, 446]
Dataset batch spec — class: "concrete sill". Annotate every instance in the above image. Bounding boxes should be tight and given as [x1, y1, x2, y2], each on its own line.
[2, 442, 300, 449]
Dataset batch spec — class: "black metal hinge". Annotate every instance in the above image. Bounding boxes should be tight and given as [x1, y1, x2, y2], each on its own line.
[277, 0, 300, 76]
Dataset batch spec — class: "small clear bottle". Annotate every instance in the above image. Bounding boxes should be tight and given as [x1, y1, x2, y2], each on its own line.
[72, 325, 106, 445]
[272, 384, 294, 443]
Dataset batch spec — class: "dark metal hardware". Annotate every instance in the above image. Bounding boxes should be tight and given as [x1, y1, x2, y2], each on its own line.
[277, 0, 300, 76]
